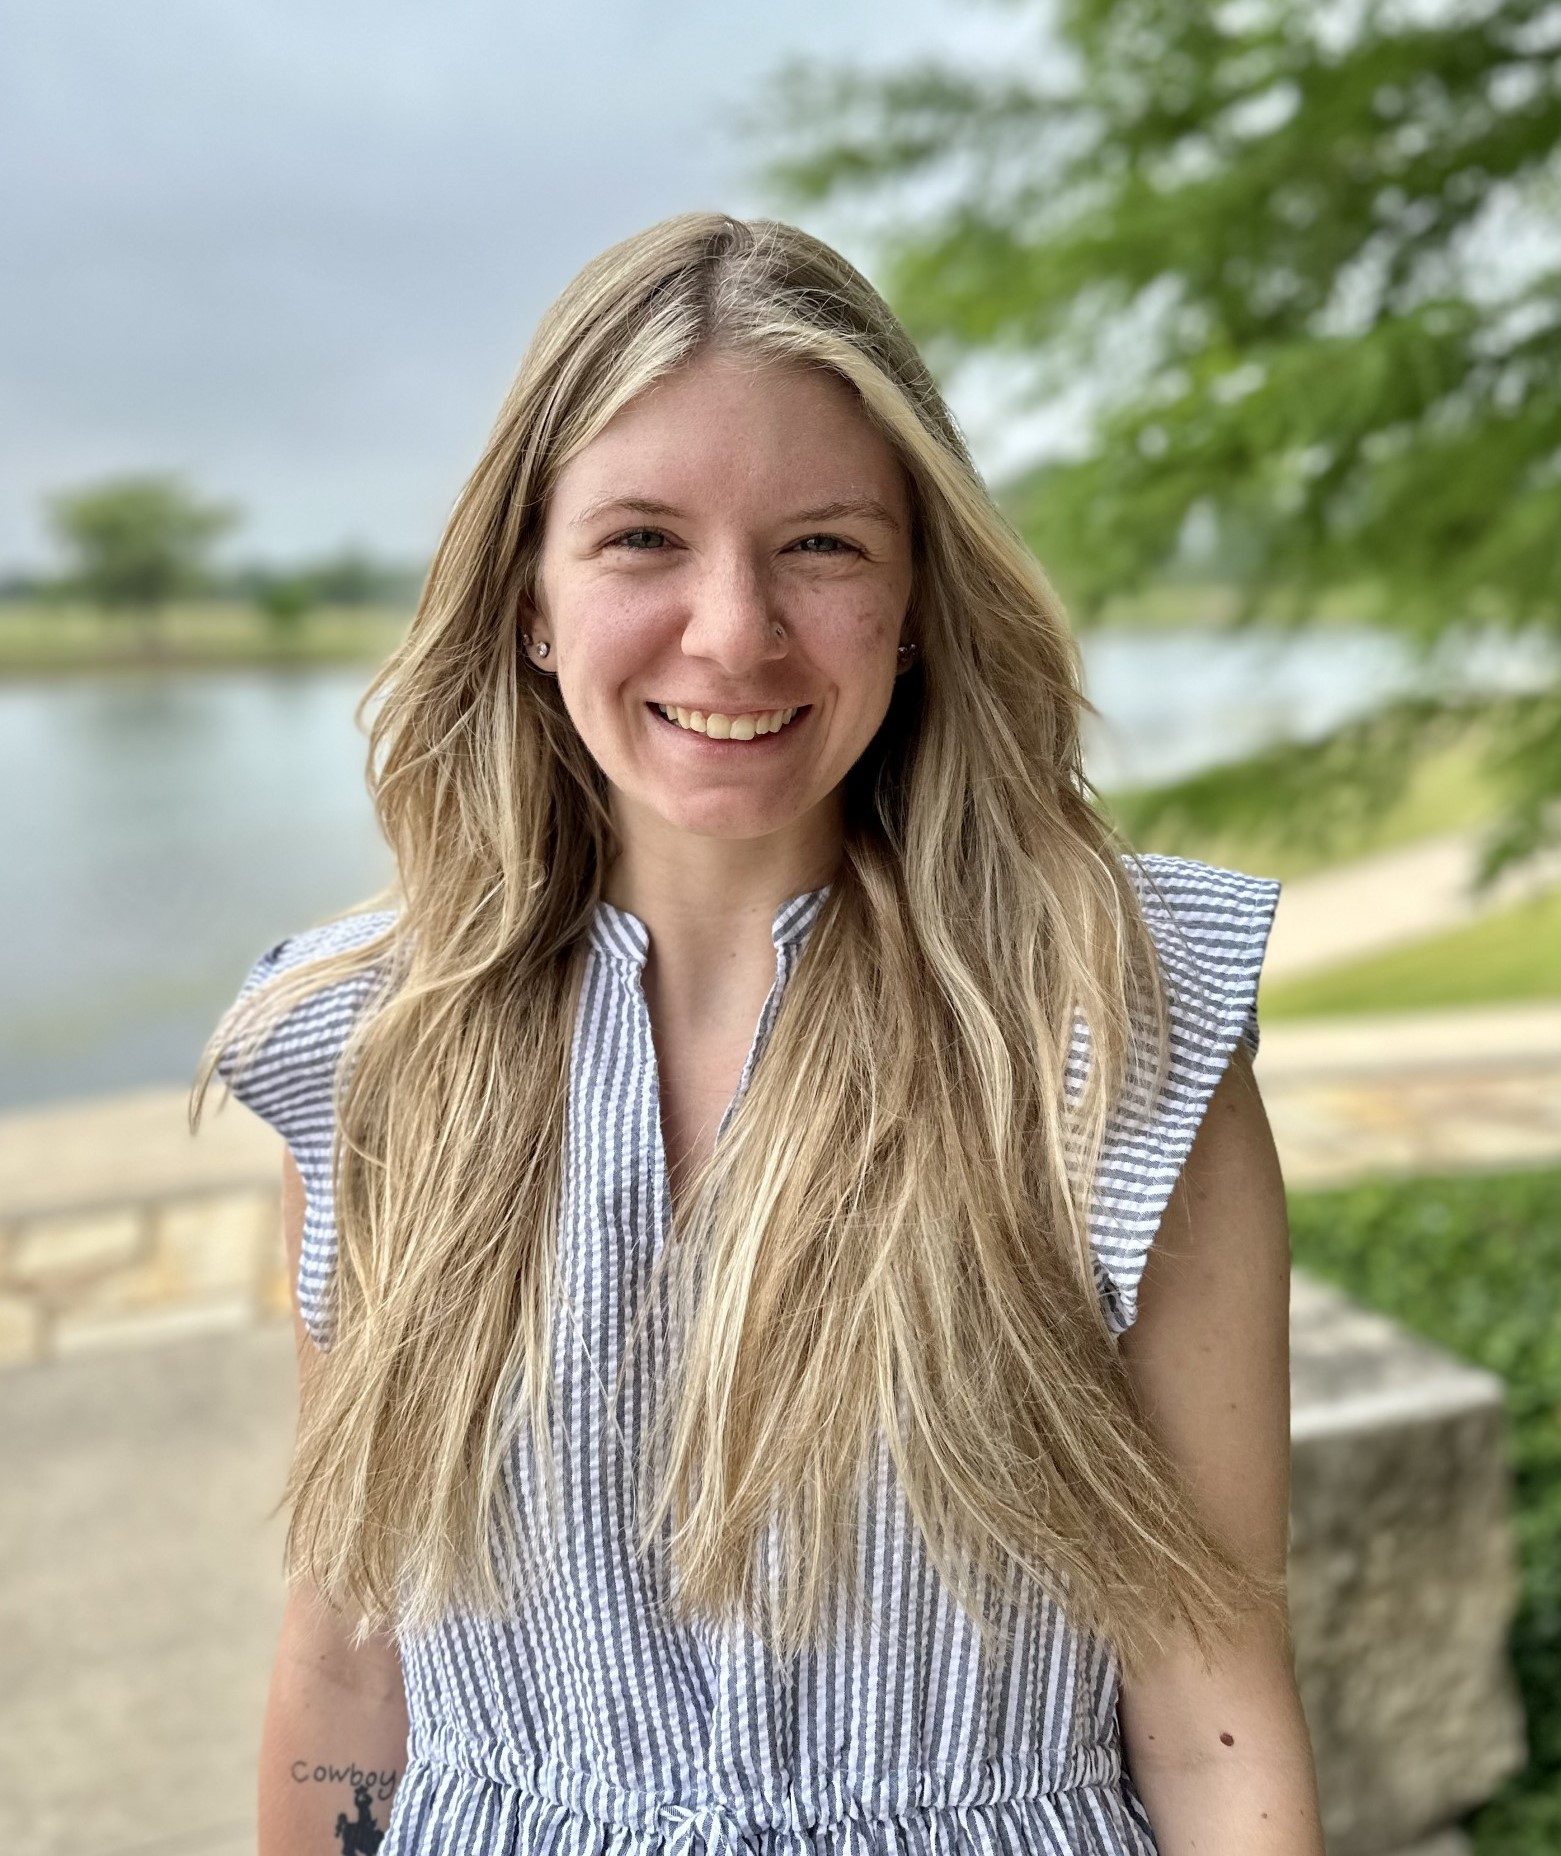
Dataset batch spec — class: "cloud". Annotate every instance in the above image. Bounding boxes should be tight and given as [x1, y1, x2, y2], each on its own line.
[5, 0, 1020, 570]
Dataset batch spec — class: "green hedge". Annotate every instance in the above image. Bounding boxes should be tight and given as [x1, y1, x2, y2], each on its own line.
[1288, 1166, 1561, 1850]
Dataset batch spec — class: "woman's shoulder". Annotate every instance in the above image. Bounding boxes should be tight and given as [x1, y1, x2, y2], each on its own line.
[216, 906, 400, 1119]
[1118, 850, 1283, 1059]
[214, 907, 399, 1356]
[1088, 850, 1284, 1337]
[233, 906, 400, 1001]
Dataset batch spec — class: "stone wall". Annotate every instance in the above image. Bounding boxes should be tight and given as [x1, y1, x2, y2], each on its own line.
[1288, 1274, 1528, 1854]
[0, 1184, 287, 1365]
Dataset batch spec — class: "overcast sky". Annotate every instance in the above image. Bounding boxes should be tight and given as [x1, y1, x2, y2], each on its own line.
[4, 0, 1073, 575]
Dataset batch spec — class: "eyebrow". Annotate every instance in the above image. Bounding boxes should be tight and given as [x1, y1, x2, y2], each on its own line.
[569, 493, 903, 534]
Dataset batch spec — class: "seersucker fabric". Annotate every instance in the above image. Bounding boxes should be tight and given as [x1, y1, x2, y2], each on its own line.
[216, 851, 1282, 1856]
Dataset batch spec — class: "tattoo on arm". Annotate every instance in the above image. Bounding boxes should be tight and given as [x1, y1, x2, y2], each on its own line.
[289, 1764, 398, 1854]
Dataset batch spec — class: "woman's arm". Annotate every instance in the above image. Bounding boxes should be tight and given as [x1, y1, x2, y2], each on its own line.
[258, 1151, 410, 1856]
[1115, 1044, 1326, 1856]
[259, 1583, 408, 1855]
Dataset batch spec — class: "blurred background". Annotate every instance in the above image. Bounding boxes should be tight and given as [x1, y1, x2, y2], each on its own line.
[2, 2, 1558, 1853]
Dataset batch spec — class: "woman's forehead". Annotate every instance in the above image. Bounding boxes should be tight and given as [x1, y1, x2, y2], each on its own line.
[551, 369, 908, 520]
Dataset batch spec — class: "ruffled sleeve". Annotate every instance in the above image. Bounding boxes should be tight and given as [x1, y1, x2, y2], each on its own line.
[215, 910, 398, 1351]
[1087, 853, 1283, 1339]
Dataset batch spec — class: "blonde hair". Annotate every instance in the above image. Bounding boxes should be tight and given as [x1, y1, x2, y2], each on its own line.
[191, 210, 1284, 1678]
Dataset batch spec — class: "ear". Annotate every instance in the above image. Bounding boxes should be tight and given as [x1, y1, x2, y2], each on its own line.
[516, 596, 556, 671]
[516, 592, 549, 645]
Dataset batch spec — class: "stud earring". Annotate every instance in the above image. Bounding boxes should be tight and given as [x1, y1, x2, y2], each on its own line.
[520, 631, 551, 660]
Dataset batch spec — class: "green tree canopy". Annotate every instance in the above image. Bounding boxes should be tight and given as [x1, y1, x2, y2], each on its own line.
[45, 473, 238, 645]
[743, 0, 1561, 879]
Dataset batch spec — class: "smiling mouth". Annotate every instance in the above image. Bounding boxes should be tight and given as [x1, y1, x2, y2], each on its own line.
[646, 702, 810, 740]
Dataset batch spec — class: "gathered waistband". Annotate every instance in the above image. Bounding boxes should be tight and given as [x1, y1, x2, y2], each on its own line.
[398, 1729, 1129, 1843]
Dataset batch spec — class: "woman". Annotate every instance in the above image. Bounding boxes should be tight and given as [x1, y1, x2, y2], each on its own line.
[194, 212, 1324, 1855]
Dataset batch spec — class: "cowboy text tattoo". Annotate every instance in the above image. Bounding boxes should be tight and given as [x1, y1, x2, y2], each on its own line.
[288, 1763, 399, 1854]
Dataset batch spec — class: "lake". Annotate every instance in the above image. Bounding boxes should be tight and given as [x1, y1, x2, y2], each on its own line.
[2, 623, 1551, 1111]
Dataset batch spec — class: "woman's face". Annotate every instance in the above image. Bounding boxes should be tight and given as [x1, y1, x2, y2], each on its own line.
[525, 351, 916, 850]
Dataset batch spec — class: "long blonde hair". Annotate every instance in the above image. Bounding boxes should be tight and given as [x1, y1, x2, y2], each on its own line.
[191, 210, 1284, 1678]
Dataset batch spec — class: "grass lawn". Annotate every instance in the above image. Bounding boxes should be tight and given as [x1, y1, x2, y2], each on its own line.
[1101, 708, 1561, 1019]
[1286, 1165, 1561, 1851]
[1260, 886, 1561, 1020]
[1083, 576, 1389, 630]
[0, 598, 408, 673]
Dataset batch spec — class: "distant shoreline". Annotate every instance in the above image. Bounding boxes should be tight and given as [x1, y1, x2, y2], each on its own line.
[0, 599, 408, 679]
[0, 583, 1384, 679]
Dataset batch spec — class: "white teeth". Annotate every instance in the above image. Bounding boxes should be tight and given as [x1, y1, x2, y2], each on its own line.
[655, 703, 801, 738]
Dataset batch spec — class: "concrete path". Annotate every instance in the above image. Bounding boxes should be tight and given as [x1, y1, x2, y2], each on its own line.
[0, 1326, 294, 1856]
[1263, 828, 1561, 981]
[1260, 1002, 1561, 1187]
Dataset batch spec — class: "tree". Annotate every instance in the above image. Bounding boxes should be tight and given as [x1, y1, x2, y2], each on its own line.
[306, 543, 400, 607]
[45, 473, 238, 655]
[743, 0, 1561, 881]
[254, 572, 318, 635]
[224, 545, 418, 627]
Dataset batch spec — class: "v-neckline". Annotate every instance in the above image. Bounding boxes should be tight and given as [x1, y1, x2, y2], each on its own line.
[588, 885, 832, 1234]
[653, 965, 785, 1232]
[587, 885, 832, 973]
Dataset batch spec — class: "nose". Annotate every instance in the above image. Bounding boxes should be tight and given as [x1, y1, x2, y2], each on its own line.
[677, 547, 790, 672]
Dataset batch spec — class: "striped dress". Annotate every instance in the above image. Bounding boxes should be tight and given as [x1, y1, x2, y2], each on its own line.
[218, 851, 1281, 1856]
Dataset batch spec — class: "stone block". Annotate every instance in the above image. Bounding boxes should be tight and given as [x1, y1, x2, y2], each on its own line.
[155, 1190, 275, 1304]
[0, 1292, 42, 1366]
[1287, 1270, 1527, 1855]
[53, 1297, 253, 1357]
[49, 1191, 271, 1322]
[7, 1208, 145, 1285]
[258, 1246, 292, 1321]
